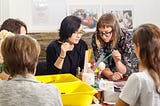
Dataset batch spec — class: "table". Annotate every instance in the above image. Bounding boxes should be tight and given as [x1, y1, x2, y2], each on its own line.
[93, 77, 128, 106]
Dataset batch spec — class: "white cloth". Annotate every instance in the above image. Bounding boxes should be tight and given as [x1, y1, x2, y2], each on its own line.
[119, 70, 160, 106]
[0, 74, 63, 106]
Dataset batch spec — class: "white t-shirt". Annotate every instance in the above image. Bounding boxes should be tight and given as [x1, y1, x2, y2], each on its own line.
[119, 70, 160, 106]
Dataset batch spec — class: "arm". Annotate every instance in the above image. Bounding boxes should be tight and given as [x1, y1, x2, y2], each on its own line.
[102, 50, 125, 81]
[102, 68, 113, 80]
[116, 73, 141, 106]
[46, 41, 64, 73]
[54, 42, 74, 69]
[112, 50, 126, 74]
[120, 30, 139, 77]
[91, 34, 123, 80]
[102, 67, 123, 81]
[0, 72, 9, 80]
[115, 98, 129, 106]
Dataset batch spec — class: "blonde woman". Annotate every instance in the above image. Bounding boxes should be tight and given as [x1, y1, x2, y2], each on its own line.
[0, 30, 15, 79]
[91, 13, 138, 81]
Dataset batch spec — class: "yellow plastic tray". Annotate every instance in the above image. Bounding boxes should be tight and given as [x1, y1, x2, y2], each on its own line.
[54, 81, 98, 106]
[35, 73, 80, 83]
[35, 74, 97, 106]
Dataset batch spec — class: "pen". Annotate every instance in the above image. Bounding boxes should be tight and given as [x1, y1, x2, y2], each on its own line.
[57, 41, 64, 44]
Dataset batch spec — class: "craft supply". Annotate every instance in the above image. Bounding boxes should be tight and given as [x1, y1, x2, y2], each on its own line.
[92, 54, 105, 71]
[83, 50, 89, 73]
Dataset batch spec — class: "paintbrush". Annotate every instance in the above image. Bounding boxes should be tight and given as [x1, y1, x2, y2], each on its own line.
[92, 52, 113, 71]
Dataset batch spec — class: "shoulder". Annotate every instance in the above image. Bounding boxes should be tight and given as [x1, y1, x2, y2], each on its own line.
[37, 82, 59, 93]
[128, 71, 151, 84]
[46, 39, 61, 52]
[91, 32, 97, 41]
[47, 39, 59, 47]
[120, 28, 132, 40]
[79, 39, 87, 45]
[76, 39, 88, 49]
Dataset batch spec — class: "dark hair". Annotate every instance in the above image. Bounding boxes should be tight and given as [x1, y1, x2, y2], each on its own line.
[59, 15, 81, 41]
[1, 35, 40, 77]
[96, 13, 120, 48]
[0, 18, 27, 34]
[133, 23, 160, 94]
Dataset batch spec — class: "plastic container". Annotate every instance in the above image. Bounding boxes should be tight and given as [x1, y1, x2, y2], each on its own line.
[36, 74, 97, 106]
[35, 73, 80, 83]
[54, 81, 98, 106]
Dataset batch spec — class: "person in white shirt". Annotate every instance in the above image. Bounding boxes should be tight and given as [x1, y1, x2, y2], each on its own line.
[115, 23, 160, 106]
[0, 35, 63, 106]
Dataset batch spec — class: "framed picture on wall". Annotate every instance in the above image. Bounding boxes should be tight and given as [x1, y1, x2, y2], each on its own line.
[102, 5, 134, 31]
[67, 4, 100, 32]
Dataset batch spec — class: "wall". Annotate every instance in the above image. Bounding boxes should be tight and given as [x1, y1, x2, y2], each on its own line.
[0, 0, 160, 33]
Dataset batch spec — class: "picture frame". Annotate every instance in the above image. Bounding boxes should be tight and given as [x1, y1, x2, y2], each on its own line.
[102, 5, 134, 31]
[67, 3, 100, 32]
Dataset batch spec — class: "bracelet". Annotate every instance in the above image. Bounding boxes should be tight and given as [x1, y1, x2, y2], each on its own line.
[59, 56, 65, 59]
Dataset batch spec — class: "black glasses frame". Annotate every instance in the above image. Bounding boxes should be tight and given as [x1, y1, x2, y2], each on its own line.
[97, 30, 112, 37]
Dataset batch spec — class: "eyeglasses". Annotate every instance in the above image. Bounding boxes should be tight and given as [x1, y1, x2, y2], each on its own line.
[97, 30, 112, 37]
[73, 30, 85, 36]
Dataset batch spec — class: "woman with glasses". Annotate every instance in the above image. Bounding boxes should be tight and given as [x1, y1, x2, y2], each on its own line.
[46, 15, 88, 76]
[91, 13, 138, 81]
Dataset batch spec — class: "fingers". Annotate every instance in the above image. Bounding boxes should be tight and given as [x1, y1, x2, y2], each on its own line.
[61, 42, 74, 52]
[112, 72, 123, 81]
[112, 50, 121, 62]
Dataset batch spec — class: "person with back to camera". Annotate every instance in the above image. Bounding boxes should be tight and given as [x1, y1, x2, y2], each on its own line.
[0, 35, 62, 106]
[115, 23, 160, 106]
[46, 15, 88, 76]
[91, 13, 138, 81]
[0, 18, 28, 80]
[0, 18, 27, 34]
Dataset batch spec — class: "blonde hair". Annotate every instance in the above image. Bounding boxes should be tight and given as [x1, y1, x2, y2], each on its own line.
[0, 30, 15, 63]
[1, 35, 40, 77]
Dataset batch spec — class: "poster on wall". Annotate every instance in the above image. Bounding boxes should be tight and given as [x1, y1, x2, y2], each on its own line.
[67, 4, 100, 32]
[32, 0, 50, 25]
[102, 5, 134, 31]
[32, 0, 66, 32]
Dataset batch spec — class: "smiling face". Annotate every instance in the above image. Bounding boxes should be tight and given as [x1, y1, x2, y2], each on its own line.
[98, 26, 113, 43]
[67, 24, 83, 44]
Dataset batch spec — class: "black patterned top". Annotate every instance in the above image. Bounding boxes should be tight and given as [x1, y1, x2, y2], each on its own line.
[91, 29, 139, 77]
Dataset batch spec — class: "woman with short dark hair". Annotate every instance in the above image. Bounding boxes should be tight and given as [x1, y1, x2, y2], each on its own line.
[46, 15, 88, 76]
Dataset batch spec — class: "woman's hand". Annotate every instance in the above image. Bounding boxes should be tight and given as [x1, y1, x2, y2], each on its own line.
[60, 42, 74, 57]
[112, 50, 121, 63]
[111, 72, 123, 81]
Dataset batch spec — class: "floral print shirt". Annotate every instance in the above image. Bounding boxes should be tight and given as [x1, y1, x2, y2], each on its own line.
[92, 29, 138, 77]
